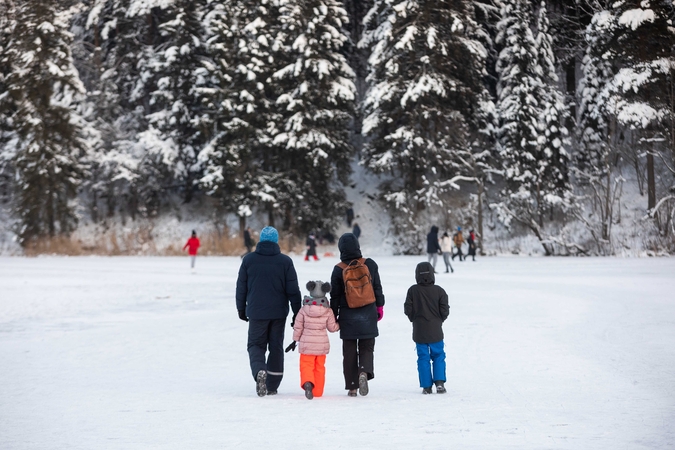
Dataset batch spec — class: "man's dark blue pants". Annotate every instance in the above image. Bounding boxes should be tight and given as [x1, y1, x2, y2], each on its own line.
[247, 318, 286, 391]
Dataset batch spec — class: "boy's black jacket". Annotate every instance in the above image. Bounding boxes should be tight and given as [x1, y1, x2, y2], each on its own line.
[404, 262, 449, 343]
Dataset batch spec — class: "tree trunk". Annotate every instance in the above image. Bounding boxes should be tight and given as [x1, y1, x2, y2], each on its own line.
[535, 180, 543, 228]
[239, 215, 246, 239]
[647, 151, 656, 210]
[477, 180, 485, 256]
[602, 152, 612, 241]
[184, 174, 193, 203]
[266, 209, 273, 228]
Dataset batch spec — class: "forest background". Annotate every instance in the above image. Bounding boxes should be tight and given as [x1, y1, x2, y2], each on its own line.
[0, 0, 673, 256]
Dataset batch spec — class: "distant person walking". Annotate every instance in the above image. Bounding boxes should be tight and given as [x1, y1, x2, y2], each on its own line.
[242, 227, 254, 258]
[440, 232, 454, 273]
[404, 262, 449, 394]
[352, 222, 361, 240]
[236, 226, 301, 397]
[426, 226, 442, 273]
[305, 233, 319, 261]
[451, 227, 464, 261]
[467, 229, 477, 262]
[330, 233, 385, 397]
[346, 208, 354, 227]
[183, 230, 201, 269]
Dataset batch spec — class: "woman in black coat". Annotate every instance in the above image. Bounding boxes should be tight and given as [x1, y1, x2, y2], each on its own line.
[330, 233, 385, 397]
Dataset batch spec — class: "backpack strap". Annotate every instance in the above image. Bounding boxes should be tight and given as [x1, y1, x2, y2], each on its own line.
[336, 258, 365, 270]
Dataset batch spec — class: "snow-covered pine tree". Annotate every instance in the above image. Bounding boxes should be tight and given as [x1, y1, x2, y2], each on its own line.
[0, 0, 16, 204]
[199, 0, 287, 231]
[603, 0, 675, 230]
[574, 7, 621, 252]
[576, 8, 614, 178]
[6, 0, 88, 244]
[493, 0, 572, 255]
[361, 0, 487, 253]
[450, 0, 502, 254]
[272, 0, 355, 234]
[342, 0, 375, 147]
[145, 0, 212, 204]
[535, 1, 570, 196]
[77, 0, 166, 220]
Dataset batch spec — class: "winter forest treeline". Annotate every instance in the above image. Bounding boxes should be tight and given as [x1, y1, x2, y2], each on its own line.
[0, 0, 673, 255]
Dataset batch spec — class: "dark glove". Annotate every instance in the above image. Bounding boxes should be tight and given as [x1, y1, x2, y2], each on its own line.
[285, 341, 297, 353]
[290, 312, 297, 328]
[238, 310, 248, 322]
[438, 249, 443, 255]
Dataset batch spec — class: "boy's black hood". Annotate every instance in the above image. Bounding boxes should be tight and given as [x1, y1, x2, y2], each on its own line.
[338, 233, 362, 262]
[430, 226, 439, 234]
[415, 262, 435, 285]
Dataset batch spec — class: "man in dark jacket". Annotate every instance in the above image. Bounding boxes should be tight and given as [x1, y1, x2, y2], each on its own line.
[236, 226, 301, 397]
[242, 227, 254, 258]
[330, 233, 385, 397]
[404, 262, 449, 394]
[426, 226, 442, 273]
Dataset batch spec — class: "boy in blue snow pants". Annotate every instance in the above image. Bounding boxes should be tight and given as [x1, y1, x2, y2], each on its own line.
[404, 262, 450, 394]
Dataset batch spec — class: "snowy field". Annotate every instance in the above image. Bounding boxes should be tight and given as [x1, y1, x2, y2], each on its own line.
[1, 255, 674, 450]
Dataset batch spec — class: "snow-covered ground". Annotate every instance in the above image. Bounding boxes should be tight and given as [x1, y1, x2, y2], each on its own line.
[1, 255, 674, 449]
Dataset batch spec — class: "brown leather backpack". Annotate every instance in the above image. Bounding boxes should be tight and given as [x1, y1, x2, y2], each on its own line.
[337, 258, 376, 309]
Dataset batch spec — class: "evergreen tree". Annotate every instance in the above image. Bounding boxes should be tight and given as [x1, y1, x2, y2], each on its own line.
[145, 0, 212, 204]
[199, 0, 287, 230]
[80, 0, 166, 219]
[361, 0, 487, 252]
[603, 0, 675, 219]
[271, 0, 355, 233]
[6, 0, 88, 244]
[575, 7, 621, 250]
[0, 0, 16, 205]
[494, 0, 572, 254]
[576, 7, 614, 177]
[535, 1, 570, 194]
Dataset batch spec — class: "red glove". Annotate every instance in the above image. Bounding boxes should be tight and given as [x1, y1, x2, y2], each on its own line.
[377, 306, 384, 321]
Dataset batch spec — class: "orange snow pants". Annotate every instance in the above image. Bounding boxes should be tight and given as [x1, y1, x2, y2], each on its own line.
[299, 354, 326, 397]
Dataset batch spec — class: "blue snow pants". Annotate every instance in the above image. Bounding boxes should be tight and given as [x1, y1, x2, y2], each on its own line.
[416, 341, 446, 388]
[247, 318, 286, 391]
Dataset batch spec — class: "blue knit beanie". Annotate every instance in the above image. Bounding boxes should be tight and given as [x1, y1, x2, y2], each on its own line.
[260, 226, 279, 243]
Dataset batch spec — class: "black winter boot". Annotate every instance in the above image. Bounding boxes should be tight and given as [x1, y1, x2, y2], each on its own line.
[422, 387, 433, 394]
[435, 381, 447, 394]
[358, 372, 369, 396]
[256, 370, 267, 397]
[303, 382, 314, 400]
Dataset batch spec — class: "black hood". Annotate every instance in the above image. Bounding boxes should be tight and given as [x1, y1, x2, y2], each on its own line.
[338, 233, 362, 262]
[415, 262, 435, 285]
[255, 240, 281, 256]
[430, 226, 439, 235]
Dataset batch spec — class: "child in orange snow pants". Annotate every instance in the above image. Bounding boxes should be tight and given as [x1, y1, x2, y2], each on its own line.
[300, 354, 327, 397]
[286, 281, 339, 399]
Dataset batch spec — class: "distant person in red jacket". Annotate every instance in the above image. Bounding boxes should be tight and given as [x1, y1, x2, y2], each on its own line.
[183, 230, 201, 269]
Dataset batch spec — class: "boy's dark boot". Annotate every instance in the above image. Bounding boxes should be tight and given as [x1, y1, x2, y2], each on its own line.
[347, 389, 357, 397]
[435, 381, 447, 394]
[303, 382, 314, 400]
[422, 387, 433, 394]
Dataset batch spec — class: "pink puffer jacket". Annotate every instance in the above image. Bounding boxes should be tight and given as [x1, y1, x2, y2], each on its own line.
[293, 304, 339, 355]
